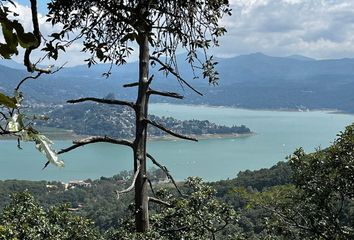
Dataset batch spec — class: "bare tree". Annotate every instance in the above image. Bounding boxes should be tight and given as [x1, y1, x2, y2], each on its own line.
[46, 0, 231, 232]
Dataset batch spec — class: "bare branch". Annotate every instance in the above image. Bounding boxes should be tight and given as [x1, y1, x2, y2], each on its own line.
[41, 136, 133, 169]
[0, 130, 13, 135]
[263, 205, 313, 233]
[16, 62, 66, 91]
[123, 82, 139, 88]
[42, 161, 50, 170]
[146, 153, 185, 196]
[0, 112, 7, 120]
[148, 74, 154, 85]
[58, 136, 133, 155]
[145, 119, 198, 142]
[150, 56, 203, 96]
[17, 138, 22, 149]
[148, 89, 184, 99]
[67, 97, 136, 109]
[147, 178, 156, 197]
[148, 197, 172, 207]
[116, 162, 140, 199]
[159, 226, 190, 233]
[15, 72, 43, 91]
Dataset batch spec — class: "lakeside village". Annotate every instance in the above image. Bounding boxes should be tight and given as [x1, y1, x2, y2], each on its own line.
[47, 175, 170, 191]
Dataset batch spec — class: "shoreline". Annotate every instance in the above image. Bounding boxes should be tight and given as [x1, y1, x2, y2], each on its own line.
[0, 131, 255, 142]
[150, 102, 351, 115]
[148, 132, 255, 141]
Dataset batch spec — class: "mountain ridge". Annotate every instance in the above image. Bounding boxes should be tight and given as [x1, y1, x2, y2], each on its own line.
[2, 53, 354, 112]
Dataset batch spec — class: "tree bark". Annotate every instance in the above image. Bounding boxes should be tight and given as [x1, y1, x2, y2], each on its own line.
[134, 32, 150, 232]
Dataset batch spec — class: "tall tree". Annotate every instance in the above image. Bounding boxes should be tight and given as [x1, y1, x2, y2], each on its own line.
[47, 0, 231, 232]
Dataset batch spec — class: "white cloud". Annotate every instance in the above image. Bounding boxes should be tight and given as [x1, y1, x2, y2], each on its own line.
[5, 0, 354, 65]
[212, 0, 354, 59]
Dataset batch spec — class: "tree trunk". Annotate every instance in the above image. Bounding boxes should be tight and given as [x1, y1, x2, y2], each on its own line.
[134, 32, 150, 232]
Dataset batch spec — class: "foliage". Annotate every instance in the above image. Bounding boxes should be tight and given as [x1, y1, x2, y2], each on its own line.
[46, 0, 231, 82]
[0, 191, 102, 240]
[249, 124, 354, 239]
[106, 177, 239, 240]
[0, 178, 241, 240]
[211, 161, 292, 197]
[0, 162, 296, 238]
[0, 0, 39, 59]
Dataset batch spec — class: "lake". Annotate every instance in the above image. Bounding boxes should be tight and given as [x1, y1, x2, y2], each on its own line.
[0, 103, 353, 182]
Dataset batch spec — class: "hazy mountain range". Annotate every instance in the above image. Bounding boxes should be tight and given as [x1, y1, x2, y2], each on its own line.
[1, 52, 354, 112]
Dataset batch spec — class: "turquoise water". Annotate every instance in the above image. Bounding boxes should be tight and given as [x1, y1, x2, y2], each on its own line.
[0, 104, 353, 182]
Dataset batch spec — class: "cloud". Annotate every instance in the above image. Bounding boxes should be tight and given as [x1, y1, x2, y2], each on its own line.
[5, 0, 354, 65]
[212, 0, 354, 59]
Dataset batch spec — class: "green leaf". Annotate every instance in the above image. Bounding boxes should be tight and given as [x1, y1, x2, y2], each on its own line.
[11, 21, 38, 48]
[0, 42, 18, 59]
[17, 32, 38, 48]
[0, 92, 16, 108]
[1, 21, 18, 49]
[96, 49, 104, 60]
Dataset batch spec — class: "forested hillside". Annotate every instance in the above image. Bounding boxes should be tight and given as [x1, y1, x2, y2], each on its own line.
[0, 162, 291, 237]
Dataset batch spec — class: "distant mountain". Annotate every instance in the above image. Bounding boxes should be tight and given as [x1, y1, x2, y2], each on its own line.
[2, 53, 354, 112]
[286, 54, 314, 61]
[207, 54, 354, 111]
[0, 59, 26, 70]
[0, 64, 26, 93]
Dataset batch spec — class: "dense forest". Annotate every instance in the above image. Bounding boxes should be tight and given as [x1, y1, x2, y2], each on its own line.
[0, 162, 291, 238]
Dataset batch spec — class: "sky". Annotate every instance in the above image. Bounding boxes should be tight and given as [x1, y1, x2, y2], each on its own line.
[5, 0, 354, 66]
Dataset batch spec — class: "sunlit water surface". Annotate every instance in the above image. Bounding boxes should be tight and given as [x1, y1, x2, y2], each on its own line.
[1, 103, 353, 182]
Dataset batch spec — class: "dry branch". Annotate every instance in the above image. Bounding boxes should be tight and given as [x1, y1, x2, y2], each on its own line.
[150, 56, 203, 96]
[16, 63, 65, 90]
[15, 72, 43, 91]
[58, 136, 133, 154]
[116, 162, 140, 199]
[146, 153, 185, 196]
[123, 82, 139, 88]
[40, 136, 134, 169]
[67, 97, 136, 109]
[148, 197, 172, 207]
[148, 89, 184, 99]
[145, 119, 198, 142]
[147, 178, 156, 197]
